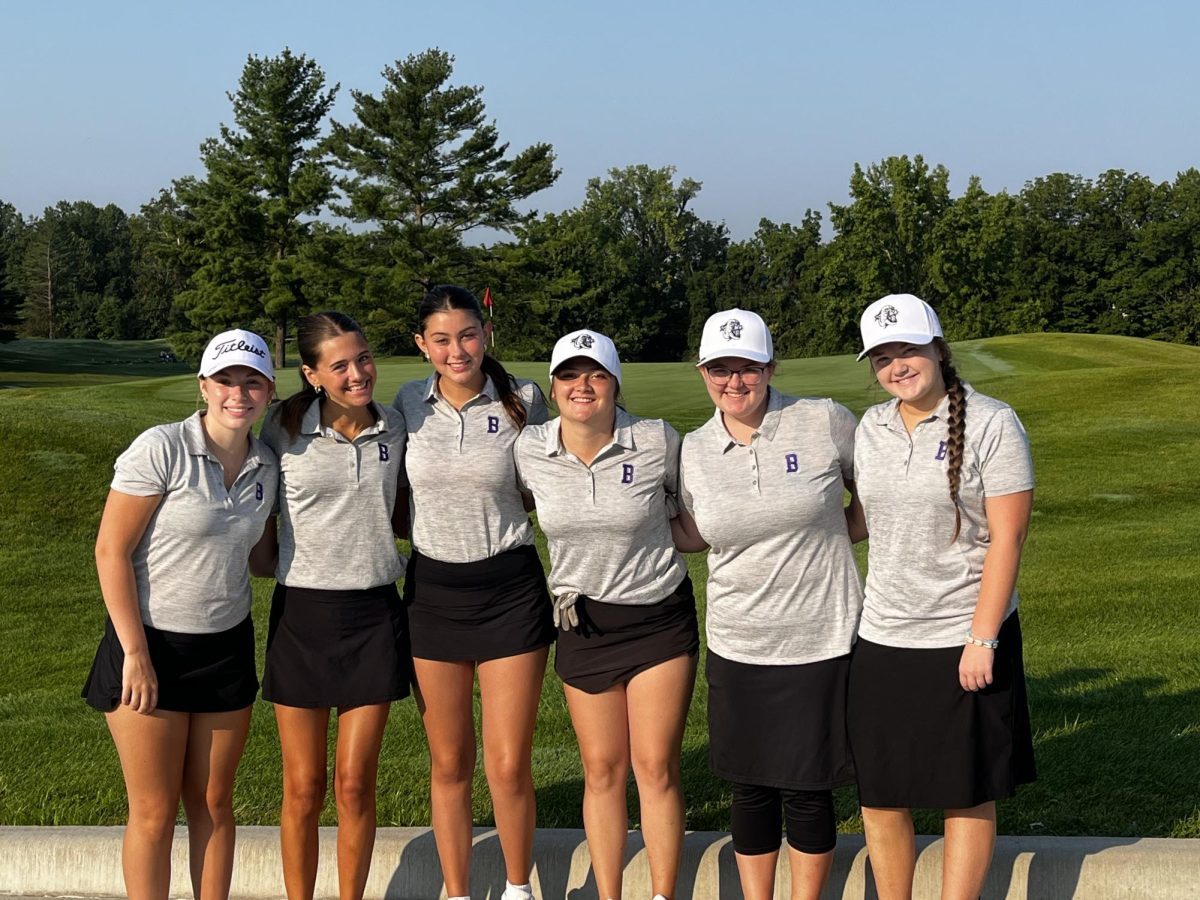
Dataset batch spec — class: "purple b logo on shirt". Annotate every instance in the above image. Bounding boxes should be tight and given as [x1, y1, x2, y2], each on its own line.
[785, 453, 798, 473]
[621, 464, 634, 484]
[488, 415, 499, 433]
[255, 482, 263, 501]
[379, 444, 390, 462]
[935, 440, 947, 461]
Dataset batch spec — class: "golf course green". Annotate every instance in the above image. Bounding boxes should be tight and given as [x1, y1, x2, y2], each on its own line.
[1, 333, 1197, 838]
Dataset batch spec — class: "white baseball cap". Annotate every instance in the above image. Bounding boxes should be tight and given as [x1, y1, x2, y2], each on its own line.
[549, 329, 622, 385]
[857, 294, 943, 361]
[198, 329, 274, 380]
[696, 308, 773, 366]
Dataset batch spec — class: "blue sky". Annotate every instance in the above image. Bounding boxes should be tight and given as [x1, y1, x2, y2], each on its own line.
[1, 0, 1196, 239]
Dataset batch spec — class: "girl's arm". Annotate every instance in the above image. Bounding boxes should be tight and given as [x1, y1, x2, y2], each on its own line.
[959, 489, 1033, 692]
[670, 509, 709, 554]
[392, 484, 411, 539]
[844, 478, 868, 543]
[94, 490, 162, 715]
[249, 517, 278, 578]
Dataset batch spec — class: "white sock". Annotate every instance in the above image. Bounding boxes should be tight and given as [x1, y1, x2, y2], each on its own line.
[447, 896, 470, 900]
[504, 882, 533, 898]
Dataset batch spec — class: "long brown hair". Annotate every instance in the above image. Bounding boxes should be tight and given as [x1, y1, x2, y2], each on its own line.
[935, 337, 967, 541]
[278, 311, 365, 438]
[418, 285, 527, 429]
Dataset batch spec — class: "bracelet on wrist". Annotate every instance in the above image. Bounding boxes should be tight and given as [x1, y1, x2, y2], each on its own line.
[965, 633, 999, 650]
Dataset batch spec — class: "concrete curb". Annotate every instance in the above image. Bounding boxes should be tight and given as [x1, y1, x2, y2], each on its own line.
[1, 826, 1198, 899]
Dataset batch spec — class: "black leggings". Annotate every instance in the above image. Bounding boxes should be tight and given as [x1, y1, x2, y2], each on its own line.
[730, 782, 836, 855]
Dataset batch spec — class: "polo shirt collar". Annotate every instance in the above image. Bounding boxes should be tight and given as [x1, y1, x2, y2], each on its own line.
[423, 373, 499, 406]
[183, 411, 209, 456]
[301, 398, 389, 437]
[186, 411, 269, 469]
[544, 407, 637, 457]
[713, 387, 783, 452]
[874, 381, 977, 431]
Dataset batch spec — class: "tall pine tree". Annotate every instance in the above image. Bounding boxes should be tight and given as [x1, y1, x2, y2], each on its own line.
[173, 49, 336, 364]
[328, 49, 557, 347]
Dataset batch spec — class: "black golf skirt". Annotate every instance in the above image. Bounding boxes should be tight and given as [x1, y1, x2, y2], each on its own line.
[82, 614, 258, 714]
[847, 611, 1036, 809]
[554, 575, 699, 694]
[706, 649, 855, 791]
[405, 545, 554, 662]
[262, 582, 411, 709]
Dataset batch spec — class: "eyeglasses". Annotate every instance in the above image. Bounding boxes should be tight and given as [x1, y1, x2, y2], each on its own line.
[704, 365, 769, 386]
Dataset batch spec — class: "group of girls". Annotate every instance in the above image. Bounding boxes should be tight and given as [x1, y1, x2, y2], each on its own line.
[84, 286, 1035, 900]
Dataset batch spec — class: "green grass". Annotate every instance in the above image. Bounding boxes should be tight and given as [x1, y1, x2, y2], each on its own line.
[0, 337, 191, 388]
[1, 333, 1198, 837]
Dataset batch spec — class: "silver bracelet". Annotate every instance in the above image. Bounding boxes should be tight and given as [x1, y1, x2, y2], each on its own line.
[965, 633, 999, 650]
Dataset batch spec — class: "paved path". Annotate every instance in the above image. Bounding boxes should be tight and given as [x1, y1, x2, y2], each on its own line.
[3, 826, 1199, 898]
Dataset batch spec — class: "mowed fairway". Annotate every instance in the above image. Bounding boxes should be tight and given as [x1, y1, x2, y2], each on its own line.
[1, 333, 1197, 837]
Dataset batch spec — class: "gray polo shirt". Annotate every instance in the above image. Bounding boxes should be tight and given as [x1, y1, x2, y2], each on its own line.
[679, 391, 863, 665]
[514, 409, 687, 605]
[111, 412, 278, 634]
[854, 384, 1035, 649]
[260, 400, 406, 590]
[393, 374, 547, 563]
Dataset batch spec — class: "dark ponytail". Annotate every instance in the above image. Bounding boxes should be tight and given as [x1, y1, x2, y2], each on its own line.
[936, 338, 967, 541]
[279, 311, 365, 439]
[418, 285, 527, 429]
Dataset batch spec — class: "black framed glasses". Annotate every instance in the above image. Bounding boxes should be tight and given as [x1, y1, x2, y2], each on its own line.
[704, 364, 769, 386]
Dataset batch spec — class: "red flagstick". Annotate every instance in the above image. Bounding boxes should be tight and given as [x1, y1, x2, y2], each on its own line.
[483, 287, 495, 348]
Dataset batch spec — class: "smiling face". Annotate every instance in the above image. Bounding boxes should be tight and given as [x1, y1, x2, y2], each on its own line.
[414, 307, 490, 395]
[551, 357, 618, 428]
[303, 331, 377, 412]
[866, 340, 946, 410]
[699, 356, 775, 424]
[199, 365, 274, 433]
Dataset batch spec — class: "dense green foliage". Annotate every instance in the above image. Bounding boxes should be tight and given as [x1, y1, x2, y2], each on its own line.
[1, 334, 1198, 838]
[3, 49, 1199, 359]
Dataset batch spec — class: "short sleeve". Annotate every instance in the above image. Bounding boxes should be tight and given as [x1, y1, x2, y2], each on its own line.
[678, 440, 695, 515]
[512, 432, 531, 493]
[111, 428, 171, 497]
[258, 406, 283, 456]
[662, 422, 682, 517]
[523, 381, 550, 427]
[828, 401, 858, 481]
[978, 407, 1035, 497]
[257, 410, 284, 514]
[662, 422, 682, 496]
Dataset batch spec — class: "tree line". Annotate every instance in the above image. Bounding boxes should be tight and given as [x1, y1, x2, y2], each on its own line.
[2, 48, 1198, 362]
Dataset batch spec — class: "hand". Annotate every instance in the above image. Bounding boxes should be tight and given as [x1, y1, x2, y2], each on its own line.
[121, 649, 159, 714]
[959, 643, 994, 692]
[552, 592, 580, 632]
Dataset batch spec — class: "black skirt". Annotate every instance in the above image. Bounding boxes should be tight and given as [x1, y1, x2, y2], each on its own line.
[262, 582, 412, 709]
[82, 614, 258, 714]
[706, 650, 855, 791]
[554, 576, 699, 694]
[847, 611, 1036, 809]
[405, 545, 554, 662]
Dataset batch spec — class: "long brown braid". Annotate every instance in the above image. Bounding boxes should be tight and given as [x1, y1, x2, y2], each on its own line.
[937, 338, 967, 541]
